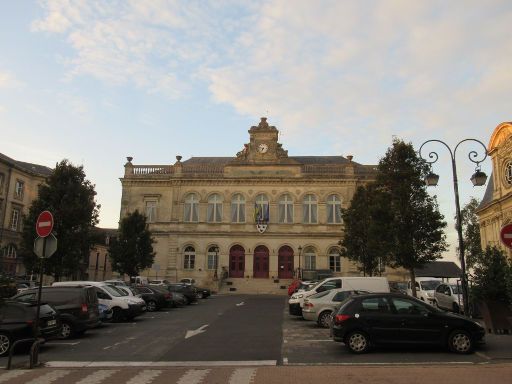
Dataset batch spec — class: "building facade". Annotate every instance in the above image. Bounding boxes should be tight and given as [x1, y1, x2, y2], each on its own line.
[477, 121, 512, 261]
[120, 118, 407, 292]
[0, 153, 52, 276]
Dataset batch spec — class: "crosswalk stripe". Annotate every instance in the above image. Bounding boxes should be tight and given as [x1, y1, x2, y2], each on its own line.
[76, 369, 119, 384]
[176, 369, 211, 384]
[0, 370, 30, 383]
[229, 368, 257, 384]
[25, 369, 72, 384]
[126, 369, 162, 384]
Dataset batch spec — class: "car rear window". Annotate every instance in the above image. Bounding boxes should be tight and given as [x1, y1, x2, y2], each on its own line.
[358, 297, 391, 313]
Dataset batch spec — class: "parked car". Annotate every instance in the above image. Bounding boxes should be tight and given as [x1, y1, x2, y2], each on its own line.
[180, 278, 195, 285]
[149, 279, 171, 286]
[389, 281, 408, 294]
[103, 279, 128, 287]
[0, 300, 61, 357]
[12, 286, 100, 339]
[434, 283, 464, 314]
[330, 293, 485, 354]
[406, 278, 441, 305]
[169, 291, 187, 307]
[179, 279, 210, 299]
[117, 285, 171, 311]
[302, 289, 369, 327]
[98, 303, 113, 322]
[165, 284, 197, 304]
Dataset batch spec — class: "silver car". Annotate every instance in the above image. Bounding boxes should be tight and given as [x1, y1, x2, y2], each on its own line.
[434, 283, 464, 313]
[302, 289, 368, 327]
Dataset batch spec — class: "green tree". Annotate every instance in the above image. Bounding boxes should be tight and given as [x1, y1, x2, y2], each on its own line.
[471, 246, 511, 304]
[20, 160, 100, 281]
[376, 139, 448, 297]
[109, 210, 155, 277]
[458, 197, 483, 270]
[341, 184, 393, 276]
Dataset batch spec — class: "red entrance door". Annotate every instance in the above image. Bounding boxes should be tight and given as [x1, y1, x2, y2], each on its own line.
[278, 246, 294, 279]
[253, 245, 269, 278]
[229, 245, 245, 278]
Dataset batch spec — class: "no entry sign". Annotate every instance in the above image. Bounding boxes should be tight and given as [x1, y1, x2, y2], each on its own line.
[500, 224, 512, 249]
[36, 210, 54, 238]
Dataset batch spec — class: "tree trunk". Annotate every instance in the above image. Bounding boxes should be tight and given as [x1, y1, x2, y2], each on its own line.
[409, 269, 417, 298]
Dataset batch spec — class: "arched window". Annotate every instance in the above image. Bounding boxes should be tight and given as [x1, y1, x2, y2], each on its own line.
[254, 194, 269, 222]
[231, 194, 245, 223]
[278, 194, 293, 223]
[327, 195, 342, 224]
[303, 246, 316, 270]
[3, 244, 17, 259]
[207, 246, 219, 270]
[207, 194, 223, 223]
[183, 246, 196, 269]
[328, 247, 341, 272]
[184, 193, 199, 222]
[302, 194, 317, 224]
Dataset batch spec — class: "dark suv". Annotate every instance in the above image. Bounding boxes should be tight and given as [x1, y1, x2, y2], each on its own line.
[166, 284, 197, 304]
[0, 300, 61, 356]
[13, 286, 100, 339]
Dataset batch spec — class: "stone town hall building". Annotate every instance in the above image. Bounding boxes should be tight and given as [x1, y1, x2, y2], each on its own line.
[120, 118, 404, 292]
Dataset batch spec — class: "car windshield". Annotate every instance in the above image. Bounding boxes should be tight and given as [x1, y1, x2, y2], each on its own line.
[420, 280, 440, 290]
[103, 285, 123, 297]
[450, 284, 462, 294]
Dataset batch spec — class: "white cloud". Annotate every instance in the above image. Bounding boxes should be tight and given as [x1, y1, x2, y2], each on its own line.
[0, 70, 24, 89]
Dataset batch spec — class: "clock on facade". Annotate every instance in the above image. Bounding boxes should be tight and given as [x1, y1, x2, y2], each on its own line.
[257, 143, 269, 153]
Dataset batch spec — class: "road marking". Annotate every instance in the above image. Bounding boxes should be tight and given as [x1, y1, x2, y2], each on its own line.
[126, 369, 163, 384]
[475, 351, 491, 360]
[185, 324, 209, 339]
[236, 302, 245, 306]
[229, 368, 256, 384]
[25, 370, 71, 384]
[45, 341, 81, 346]
[45, 360, 278, 368]
[76, 369, 119, 384]
[177, 369, 210, 384]
[0, 370, 30, 383]
[103, 336, 136, 350]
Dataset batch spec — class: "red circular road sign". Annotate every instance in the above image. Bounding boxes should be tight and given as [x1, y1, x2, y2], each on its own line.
[36, 210, 54, 238]
[500, 224, 512, 249]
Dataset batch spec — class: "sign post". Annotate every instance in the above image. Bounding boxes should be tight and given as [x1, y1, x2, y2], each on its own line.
[33, 211, 55, 339]
[500, 224, 512, 249]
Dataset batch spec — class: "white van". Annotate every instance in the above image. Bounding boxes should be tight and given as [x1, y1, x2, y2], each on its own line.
[406, 277, 442, 305]
[288, 277, 390, 316]
[52, 281, 146, 321]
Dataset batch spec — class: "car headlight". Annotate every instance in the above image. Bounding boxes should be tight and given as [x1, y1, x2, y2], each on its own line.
[426, 292, 433, 297]
[298, 294, 304, 299]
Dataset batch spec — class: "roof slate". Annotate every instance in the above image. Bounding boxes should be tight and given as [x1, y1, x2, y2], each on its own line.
[0, 152, 53, 176]
[477, 173, 494, 211]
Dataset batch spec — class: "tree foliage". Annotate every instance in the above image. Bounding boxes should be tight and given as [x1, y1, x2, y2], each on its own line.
[458, 197, 483, 270]
[341, 185, 393, 276]
[20, 160, 100, 280]
[375, 139, 448, 296]
[108, 210, 155, 277]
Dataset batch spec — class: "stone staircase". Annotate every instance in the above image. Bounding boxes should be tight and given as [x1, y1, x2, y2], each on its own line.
[219, 277, 292, 295]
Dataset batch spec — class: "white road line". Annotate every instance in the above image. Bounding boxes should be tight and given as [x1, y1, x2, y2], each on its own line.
[229, 368, 257, 384]
[45, 342, 81, 346]
[0, 370, 30, 383]
[45, 360, 278, 368]
[25, 370, 71, 384]
[76, 370, 119, 384]
[177, 369, 210, 384]
[126, 369, 163, 384]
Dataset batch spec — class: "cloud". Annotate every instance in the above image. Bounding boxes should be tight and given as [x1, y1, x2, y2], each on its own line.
[0, 70, 24, 89]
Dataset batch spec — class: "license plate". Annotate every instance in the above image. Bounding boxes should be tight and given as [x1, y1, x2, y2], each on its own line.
[47, 319, 57, 326]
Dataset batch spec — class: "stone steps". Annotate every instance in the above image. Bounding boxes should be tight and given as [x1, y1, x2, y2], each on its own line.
[219, 277, 293, 295]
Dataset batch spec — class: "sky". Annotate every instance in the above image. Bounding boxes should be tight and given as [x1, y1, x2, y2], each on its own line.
[1, 0, 509, 264]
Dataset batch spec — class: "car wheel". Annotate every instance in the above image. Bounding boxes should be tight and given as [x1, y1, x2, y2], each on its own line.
[0, 332, 12, 357]
[60, 322, 74, 339]
[112, 307, 124, 322]
[452, 303, 460, 314]
[199, 292, 205, 299]
[345, 331, 370, 354]
[317, 311, 332, 328]
[147, 300, 157, 312]
[448, 329, 473, 354]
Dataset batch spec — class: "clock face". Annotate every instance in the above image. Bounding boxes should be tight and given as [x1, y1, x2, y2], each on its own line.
[258, 143, 269, 153]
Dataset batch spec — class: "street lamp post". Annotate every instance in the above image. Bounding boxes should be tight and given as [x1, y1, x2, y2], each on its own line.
[419, 139, 488, 316]
[298, 245, 303, 279]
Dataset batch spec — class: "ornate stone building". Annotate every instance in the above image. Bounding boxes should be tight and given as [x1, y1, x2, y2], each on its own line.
[0, 153, 52, 276]
[477, 121, 512, 261]
[120, 118, 406, 292]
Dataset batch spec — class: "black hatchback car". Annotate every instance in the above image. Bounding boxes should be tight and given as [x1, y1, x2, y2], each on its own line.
[330, 293, 485, 354]
[0, 300, 61, 357]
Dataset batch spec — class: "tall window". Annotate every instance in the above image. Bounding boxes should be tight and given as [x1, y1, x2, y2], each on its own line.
[183, 246, 195, 269]
[303, 246, 316, 270]
[278, 194, 293, 223]
[329, 247, 341, 272]
[302, 194, 317, 224]
[10, 208, 20, 230]
[327, 195, 342, 224]
[254, 194, 269, 222]
[207, 246, 219, 270]
[184, 193, 199, 222]
[231, 194, 245, 223]
[4, 244, 16, 259]
[145, 201, 157, 223]
[14, 180, 24, 199]
[207, 194, 223, 223]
